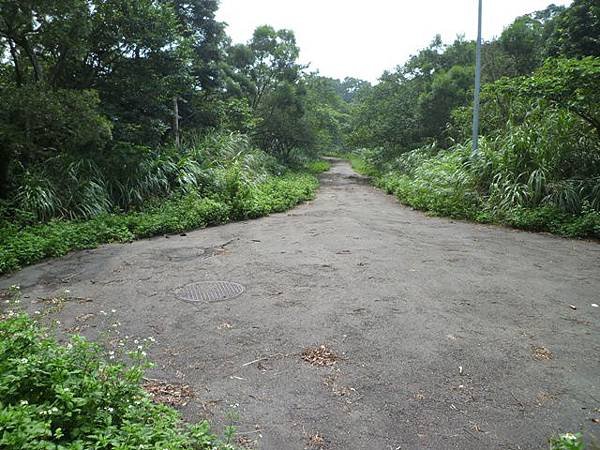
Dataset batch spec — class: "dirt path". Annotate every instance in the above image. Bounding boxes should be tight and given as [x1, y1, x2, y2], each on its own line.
[2, 159, 600, 449]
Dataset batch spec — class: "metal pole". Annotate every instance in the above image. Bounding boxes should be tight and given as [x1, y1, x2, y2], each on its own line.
[472, 0, 482, 153]
[173, 96, 180, 147]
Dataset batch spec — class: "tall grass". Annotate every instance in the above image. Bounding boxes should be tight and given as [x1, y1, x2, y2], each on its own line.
[5, 132, 282, 225]
[357, 105, 600, 238]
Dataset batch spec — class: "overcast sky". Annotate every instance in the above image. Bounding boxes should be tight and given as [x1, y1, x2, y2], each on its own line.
[216, 0, 572, 83]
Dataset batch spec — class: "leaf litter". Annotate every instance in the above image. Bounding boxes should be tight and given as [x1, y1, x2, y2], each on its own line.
[301, 344, 340, 367]
[142, 379, 194, 407]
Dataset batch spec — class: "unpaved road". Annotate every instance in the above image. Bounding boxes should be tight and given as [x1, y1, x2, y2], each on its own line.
[2, 159, 600, 449]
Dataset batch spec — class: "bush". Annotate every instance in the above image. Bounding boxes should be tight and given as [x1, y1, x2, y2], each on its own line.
[374, 146, 481, 220]
[4, 132, 286, 224]
[0, 309, 230, 449]
[304, 160, 331, 174]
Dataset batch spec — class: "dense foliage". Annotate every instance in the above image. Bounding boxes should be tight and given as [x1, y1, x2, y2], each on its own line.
[0, 303, 233, 449]
[345, 0, 600, 238]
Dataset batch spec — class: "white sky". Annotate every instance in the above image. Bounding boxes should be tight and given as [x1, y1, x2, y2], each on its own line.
[217, 0, 572, 83]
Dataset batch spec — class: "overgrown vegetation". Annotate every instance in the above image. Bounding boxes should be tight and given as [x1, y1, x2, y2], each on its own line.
[0, 289, 234, 449]
[343, 0, 600, 238]
[0, 168, 319, 274]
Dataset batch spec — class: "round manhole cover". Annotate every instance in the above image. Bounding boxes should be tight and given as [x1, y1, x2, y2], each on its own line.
[175, 281, 245, 303]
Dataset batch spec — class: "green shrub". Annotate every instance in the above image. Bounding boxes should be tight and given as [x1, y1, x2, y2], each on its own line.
[0, 310, 230, 449]
[375, 147, 481, 220]
[304, 160, 330, 174]
[354, 147, 600, 239]
[549, 433, 585, 450]
[4, 131, 285, 225]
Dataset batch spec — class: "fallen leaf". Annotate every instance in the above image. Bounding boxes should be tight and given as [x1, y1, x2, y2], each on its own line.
[142, 380, 193, 407]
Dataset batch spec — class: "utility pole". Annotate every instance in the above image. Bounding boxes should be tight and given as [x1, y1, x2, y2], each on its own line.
[472, 0, 483, 154]
[173, 96, 180, 147]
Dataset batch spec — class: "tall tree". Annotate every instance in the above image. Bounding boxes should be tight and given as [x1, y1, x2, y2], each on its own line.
[547, 0, 600, 57]
[226, 25, 310, 159]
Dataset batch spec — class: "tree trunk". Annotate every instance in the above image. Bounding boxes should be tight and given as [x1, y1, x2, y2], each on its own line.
[7, 39, 23, 87]
[21, 37, 43, 83]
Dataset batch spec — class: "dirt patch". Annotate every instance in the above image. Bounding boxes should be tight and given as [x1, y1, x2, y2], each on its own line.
[323, 371, 356, 398]
[237, 435, 258, 448]
[536, 391, 556, 406]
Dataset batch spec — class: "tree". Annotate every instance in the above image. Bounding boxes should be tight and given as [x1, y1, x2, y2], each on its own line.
[523, 57, 600, 137]
[547, 0, 600, 57]
[498, 15, 544, 75]
[418, 65, 474, 141]
[337, 77, 371, 103]
[304, 75, 350, 151]
[349, 71, 421, 156]
[226, 25, 310, 159]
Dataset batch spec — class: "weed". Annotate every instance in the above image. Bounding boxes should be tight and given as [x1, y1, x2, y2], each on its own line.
[549, 433, 585, 450]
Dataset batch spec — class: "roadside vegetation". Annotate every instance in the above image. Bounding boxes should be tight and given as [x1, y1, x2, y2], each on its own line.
[343, 0, 600, 239]
[0, 132, 325, 274]
[0, 288, 236, 449]
[549, 433, 587, 450]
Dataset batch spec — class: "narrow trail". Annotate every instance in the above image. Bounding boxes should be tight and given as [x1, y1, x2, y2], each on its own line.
[2, 159, 599, 449]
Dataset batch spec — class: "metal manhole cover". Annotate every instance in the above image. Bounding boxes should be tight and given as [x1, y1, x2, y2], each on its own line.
[175, 281, 244, 303]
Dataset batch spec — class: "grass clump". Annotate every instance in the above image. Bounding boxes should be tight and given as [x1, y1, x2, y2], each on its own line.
[304, 159, 331, 174]
[0, 300, 233, 449]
